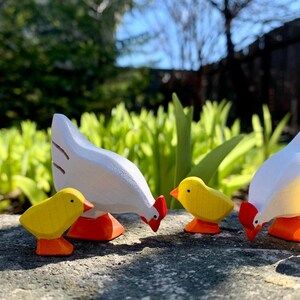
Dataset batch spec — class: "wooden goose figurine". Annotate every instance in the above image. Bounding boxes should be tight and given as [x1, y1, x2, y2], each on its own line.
[239, 131, 300, 241]
[51, 113, 167, 241]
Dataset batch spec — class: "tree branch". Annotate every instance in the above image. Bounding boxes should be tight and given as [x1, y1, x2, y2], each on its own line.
[232, 0, 253, 17]
[206, 0, 223, 13]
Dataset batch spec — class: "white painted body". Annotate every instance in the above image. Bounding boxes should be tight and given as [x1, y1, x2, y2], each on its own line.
[51, 113, 158, 221]
[248, 132, 300, 225]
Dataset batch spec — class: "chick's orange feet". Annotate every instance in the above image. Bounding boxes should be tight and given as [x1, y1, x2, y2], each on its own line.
[268, 216, 300, 242]
[36, 237, 74, 256]
[66, 213, 125, 241]
[185, 218, 220, 234]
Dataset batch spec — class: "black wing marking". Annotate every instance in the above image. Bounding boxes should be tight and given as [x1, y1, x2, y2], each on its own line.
[52, 162, 65, 174]
[52, 140, 70, 160]
[52, 140, 70, 175]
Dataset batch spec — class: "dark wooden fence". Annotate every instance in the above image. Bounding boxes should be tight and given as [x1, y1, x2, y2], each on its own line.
[151, 18, 300, 132]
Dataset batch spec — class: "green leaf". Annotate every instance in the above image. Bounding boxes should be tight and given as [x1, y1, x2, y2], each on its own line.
[172, 93, 193, 186]
[268, 112, 291, 155]
[252, 114, 264, 147]
[263, 104, 272, 144]
[188, 135, 244, 184]
[171, 93, 194, 209]
[14, 175, 47, 205]
[219, 133, 256, 179]
[221, 174, 254, 197]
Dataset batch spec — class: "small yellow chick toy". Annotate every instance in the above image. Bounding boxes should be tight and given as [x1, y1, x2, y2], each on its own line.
[19, 188, 94, 256]
[170, 176, 234, 234]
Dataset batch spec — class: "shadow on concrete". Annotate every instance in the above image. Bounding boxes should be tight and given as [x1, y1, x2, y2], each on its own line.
[87, 213, 300, 299]
[2, 211, 300, 299]
[276, 255, 300, 277]
[1, 220, 297, 272]
[89, 233, 300, 299]
[0, 222, 149, 271]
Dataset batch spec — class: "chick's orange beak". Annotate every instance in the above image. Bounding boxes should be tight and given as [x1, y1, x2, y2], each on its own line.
[170, 188, 178, 199]
[244, 225, 262, 241]
[83, 199, 94, 212]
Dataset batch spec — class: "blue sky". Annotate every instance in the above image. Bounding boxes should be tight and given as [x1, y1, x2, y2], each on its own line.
[116, 0, 300, 70]
[116, 6, 170, 69]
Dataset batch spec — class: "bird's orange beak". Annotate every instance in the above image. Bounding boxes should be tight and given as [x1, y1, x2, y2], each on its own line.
[170, 188, 178, 199]
[244, 225, 262, 241]
[83, 199, 94, 212]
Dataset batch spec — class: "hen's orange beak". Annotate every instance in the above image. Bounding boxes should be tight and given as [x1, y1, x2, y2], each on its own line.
[170, 188, 178, 199]
[83, 199, 94, 212]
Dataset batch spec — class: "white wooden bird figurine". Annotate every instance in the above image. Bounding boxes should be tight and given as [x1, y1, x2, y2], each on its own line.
[239, 131, 300, 241]
[51, 113, 167, 241]
[19, 188, 94, 256]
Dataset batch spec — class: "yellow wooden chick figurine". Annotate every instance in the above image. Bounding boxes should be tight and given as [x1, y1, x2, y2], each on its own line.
[19, 188, 94, 256]
[170, 176, 234, 234]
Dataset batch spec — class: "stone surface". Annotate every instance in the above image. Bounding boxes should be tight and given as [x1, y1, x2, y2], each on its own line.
[1, 210, 300, 299]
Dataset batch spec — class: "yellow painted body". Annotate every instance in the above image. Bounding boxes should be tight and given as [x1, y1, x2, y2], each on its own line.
[176, 177, 234, 223]
[19, 188, 86, 239]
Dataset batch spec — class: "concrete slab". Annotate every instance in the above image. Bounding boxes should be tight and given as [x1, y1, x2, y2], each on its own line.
[1, 210, 300, 299]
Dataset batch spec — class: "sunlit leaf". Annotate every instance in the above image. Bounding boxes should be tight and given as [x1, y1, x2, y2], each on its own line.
[188, 135, 244, 184]
[14, 175, 47, 205]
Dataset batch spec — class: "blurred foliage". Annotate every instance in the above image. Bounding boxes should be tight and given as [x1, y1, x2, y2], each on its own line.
[0, 121, 51, 213]
[0, 96, 290, 213]
[252, 104, 291, 163]
[0, 0, 163, 128]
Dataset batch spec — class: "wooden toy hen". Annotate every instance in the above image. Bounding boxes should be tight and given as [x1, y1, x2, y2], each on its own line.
[51, 113, 167, 241]
[19, 188, 94, 256]
[170, 176, 234, 234]
[239, 132, 300, 242]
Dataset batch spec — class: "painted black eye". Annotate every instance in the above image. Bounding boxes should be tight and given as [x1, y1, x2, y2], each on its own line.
[187, 189, 190, 193]
[70, 199, 74, 203]
[153, 215, 158, 220]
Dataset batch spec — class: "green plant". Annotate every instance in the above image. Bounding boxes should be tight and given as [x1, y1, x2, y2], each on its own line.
[170, 94, 246, 208]
[0, 121, 51, 211]
[252, 104, 291, 163]
[0, 99, 290, 213]
[219, 104, 291, 196]
[172, 93, 193, 197]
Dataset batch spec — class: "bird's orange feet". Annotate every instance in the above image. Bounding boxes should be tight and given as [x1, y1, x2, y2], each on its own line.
[184, 218, 220, 234]
[268, 216, 300, 242]
[66, 213, 125, 241]
[36, 237, 74, 256]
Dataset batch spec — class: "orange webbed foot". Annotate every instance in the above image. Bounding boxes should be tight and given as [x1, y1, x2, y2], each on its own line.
[268, 216, 300, 242]
[66, 213, 125, 241]
[184, 218, 220, 234]
[36, 237, 74, 256]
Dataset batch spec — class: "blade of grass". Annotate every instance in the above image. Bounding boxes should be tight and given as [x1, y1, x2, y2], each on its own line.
[172, 93, 193, 186]
[171, 93, 193, 209]
[188, 135, 244, 185]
